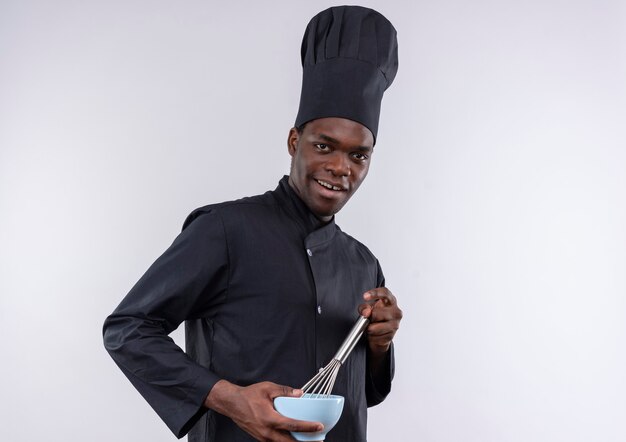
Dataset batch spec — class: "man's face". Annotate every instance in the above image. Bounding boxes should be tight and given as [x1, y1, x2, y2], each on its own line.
[287, 117, 374, 222]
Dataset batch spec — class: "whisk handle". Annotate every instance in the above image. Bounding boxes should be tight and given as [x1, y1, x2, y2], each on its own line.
[333, 315, 370, 364]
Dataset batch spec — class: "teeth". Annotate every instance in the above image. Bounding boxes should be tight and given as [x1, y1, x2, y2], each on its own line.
[317, 180, 343, 191]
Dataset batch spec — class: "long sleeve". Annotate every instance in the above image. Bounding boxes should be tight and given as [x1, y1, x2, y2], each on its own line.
[365, 259, 395, 407]
[103, 210, 229, 438]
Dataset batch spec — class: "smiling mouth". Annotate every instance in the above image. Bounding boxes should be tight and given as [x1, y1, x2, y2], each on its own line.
[316, 179, 346, 191]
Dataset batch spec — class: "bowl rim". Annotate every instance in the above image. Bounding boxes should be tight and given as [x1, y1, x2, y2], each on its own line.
[274, 394, 344, 402]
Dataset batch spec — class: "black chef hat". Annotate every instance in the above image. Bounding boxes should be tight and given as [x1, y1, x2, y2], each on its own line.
[294, 5, 399, 142]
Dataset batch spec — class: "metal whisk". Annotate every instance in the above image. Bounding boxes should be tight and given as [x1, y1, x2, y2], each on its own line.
[301, 315, 370, 397]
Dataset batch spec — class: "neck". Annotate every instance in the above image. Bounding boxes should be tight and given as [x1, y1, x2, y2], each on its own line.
[287, 176, 333, 225]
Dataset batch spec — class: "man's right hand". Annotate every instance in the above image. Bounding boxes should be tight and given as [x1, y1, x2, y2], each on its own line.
[204, 379, 323, 441]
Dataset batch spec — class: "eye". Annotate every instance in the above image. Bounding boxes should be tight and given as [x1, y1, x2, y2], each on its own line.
[351, 152, 369, 161]
[314, 143, 331, 152]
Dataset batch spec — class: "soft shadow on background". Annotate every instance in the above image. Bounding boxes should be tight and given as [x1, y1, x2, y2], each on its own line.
[1, 1, 625, 441]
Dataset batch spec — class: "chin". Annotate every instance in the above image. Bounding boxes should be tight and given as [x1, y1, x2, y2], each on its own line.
[316, 205, 343, 219]
[308, 195, 350, 219]
[308, 204, 335, 219]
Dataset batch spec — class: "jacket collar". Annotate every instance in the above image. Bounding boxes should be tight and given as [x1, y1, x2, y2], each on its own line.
[275, 176, 338, 245]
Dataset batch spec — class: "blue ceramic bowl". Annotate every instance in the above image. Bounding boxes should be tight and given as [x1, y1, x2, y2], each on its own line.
[273, 394, 344, 441]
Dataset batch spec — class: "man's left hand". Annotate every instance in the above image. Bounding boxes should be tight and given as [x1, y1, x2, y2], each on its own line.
[358, 287, 402, 355]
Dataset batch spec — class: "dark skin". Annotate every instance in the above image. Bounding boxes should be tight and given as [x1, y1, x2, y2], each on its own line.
[204, 117, 403, 441]
[287, 117, 373, 222]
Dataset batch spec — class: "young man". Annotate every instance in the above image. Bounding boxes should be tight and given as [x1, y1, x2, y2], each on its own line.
[104, 6, 402, 441]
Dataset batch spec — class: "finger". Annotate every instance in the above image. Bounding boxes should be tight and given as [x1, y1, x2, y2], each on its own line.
[367, 306, 394, 322]
[363, 288, 397, 306]
[276, 416, 324, 433]
[363, 288, 387, 301]
[358, 303, 373, 318]
[367, 322, 398, 339]
[366, 325, 397, 339]
[273, 384, 303, 399]
[369, 306, 403, 324]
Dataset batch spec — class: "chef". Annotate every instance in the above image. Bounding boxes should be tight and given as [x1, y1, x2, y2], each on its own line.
[103, 6, 403, 442]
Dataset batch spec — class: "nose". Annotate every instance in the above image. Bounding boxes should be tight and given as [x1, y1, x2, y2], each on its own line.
[325, 152, 351, 177]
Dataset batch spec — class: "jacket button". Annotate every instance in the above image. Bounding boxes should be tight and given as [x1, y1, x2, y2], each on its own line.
[307, 249, 313, 257]
[317, 305, 322, 314]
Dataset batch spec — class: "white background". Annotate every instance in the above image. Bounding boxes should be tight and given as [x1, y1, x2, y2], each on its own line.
[1, 1, 625, 441]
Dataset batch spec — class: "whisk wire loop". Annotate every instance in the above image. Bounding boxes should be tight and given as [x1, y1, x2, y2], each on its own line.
[300, 316, 370, 398]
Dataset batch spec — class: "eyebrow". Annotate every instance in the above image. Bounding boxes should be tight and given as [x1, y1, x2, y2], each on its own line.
[317, 133, 373, 152]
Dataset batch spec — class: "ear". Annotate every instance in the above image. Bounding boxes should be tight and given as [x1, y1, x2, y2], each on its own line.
[287, 127, 299, 157]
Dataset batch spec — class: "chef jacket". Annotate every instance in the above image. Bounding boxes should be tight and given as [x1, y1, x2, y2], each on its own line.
[103, 176, 394, 441]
